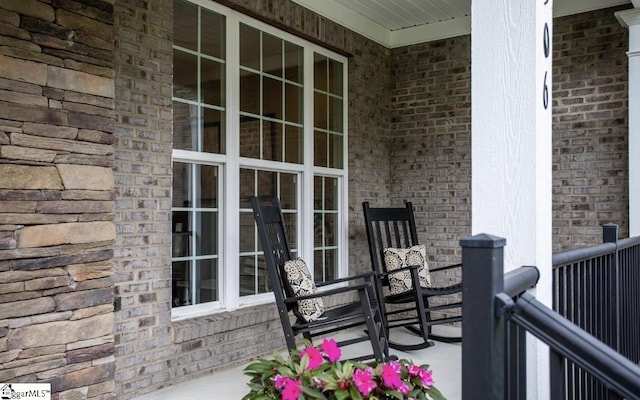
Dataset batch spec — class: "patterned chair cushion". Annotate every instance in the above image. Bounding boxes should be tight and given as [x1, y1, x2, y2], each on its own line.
[283, 258, 325, 322]
[383, 244, 431, 295]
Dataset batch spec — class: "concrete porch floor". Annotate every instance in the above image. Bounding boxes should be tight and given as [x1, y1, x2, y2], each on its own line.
[133, 327, 461, 400]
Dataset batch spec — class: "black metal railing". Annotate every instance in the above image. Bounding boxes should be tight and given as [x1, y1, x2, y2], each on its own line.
[461, 233, 640, 400]
[552, 224, 640, 399]
[618, 235, 640, 364]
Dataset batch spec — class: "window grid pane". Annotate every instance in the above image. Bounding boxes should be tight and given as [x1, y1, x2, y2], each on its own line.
[313, 54, 344, 169]
[173, 1, 226, 155]
[314, 176, 339, 283]
[239, 23, 303, 164]
[239, 169, 298, 296]
[172, 162, 220, 307]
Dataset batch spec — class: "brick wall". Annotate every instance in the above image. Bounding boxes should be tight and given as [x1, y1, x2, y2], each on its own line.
[388, 6, 630, 259]
[346, 35, 393, 274]
[387, 37, 471, 319]
[552, 6, 630, 251]
[389, 37, 472, 270]
[112, 0, 174, 397]
[0, 1, 116, 399]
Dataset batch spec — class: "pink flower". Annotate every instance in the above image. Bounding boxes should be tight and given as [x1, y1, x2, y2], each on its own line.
[381, 361, 404, 390]
[353, 369, 377, 396]
[398, 382, 411, 394]
[321, 338, 341, 362]
[408, 364, 434, 387]
[408, 364, 422, 377]
[281, 379, 302, 400]
[300, 345, 324, 370]
[274, 375, 293, 389]
[419, 369, 433, 387]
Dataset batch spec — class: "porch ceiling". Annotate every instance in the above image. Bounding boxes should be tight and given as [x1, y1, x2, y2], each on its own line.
[290, 0, 633, 48]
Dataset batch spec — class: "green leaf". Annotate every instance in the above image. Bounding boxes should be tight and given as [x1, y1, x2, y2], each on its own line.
[413, 392, 426, 400]
[276, 365, 294, 377]
[335, 389, 351, 400]
[244, 362, 272, 373]
[298, 353, 310, 373]
[426, 386, 447, 400]
[323, 382, 339, 391]
[352, 360, 368, 370]
[301, 385, 328, 399]
[386, 390, 404, 400]
[342, 361, 354, 378]
[317, 373, 337, 385]
[349, 387, 363, 400]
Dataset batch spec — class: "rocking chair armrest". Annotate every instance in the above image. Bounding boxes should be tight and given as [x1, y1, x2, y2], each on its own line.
[315, 271, 376, 288]
[421, 282, 463, 296]
[377, 264, 421, 278]
[283, 282, 373, 303]
[379, 264, 425, 293]
[430, 263, 462, 273]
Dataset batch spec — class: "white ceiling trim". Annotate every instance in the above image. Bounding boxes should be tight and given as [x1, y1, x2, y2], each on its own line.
[553, 0, 631, 17]
[289, 0, 391, 46]
[389, 16, 471, 48]
[291, 0, 632, 48]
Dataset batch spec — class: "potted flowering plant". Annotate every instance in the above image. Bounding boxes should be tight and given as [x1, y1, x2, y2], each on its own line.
[242, 338, 446, 400]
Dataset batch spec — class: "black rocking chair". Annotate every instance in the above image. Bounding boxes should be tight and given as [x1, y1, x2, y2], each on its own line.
[251, 196, 390, 362]
[363, 201, 463, 351]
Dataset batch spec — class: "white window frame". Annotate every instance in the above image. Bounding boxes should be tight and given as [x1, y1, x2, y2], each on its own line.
[171, 0, 349, 321]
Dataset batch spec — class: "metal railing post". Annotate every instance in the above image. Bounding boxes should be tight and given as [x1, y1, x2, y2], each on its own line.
[603, 223, 619, 352]
[603, 224, 622, 400]
[461, 233, 506, 400]
[549, 349, 565, 400]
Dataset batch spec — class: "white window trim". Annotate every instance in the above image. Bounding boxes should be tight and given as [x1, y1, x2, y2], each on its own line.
[171, 0, 349, 320]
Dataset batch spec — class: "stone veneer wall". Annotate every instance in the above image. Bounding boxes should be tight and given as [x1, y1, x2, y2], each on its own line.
[0, 1, 116, 399]
[388, 5, 630, 259]
[111, 0, 392, 398]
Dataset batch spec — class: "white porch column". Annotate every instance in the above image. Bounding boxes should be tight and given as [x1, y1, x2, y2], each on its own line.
[471, 1, 553, 399]
[616, 8, 640, 236]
